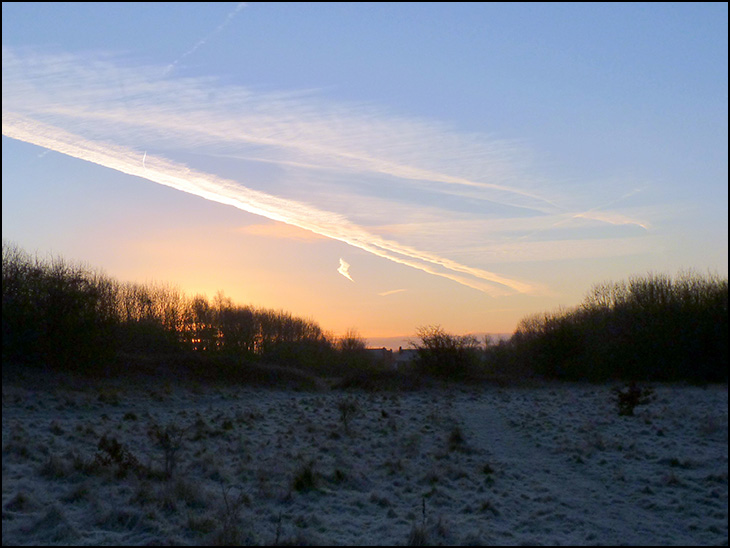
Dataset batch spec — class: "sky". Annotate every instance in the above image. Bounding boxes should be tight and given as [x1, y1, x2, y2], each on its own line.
[2, 2, 728, 348]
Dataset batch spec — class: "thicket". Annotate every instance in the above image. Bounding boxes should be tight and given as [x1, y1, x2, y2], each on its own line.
[411, 325, 483, 381]
[1, 241, 364, 379]
[4, 241, 726, 385]
[497, 272, 728, 383]
[2, 242, 117, 370]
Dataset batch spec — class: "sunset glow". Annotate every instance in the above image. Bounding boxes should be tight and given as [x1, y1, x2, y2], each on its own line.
[2, 3, 726, 345]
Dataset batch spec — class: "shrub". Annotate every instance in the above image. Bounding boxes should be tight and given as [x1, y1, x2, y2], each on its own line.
[507, 271, 728, 382]
[407, 497, 429, 546]
[2, 242, 117, 371]
[611, 382, 656, 416]
[447, 426, 466, 452]
[210, 485, 251, 546]
[95, 435, 140, 477]
[292, 462, 318, 493]
[39, 455, 72, 479]
[407, 524, 429, 547]
[337, 397, 360, 434]
[336, 329, 373, 373]
[412, 325, 483, 380]
[148, 422, 187, 478]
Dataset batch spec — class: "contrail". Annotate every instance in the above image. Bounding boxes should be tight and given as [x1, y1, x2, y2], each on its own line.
[163, 3, 247, 76]
[2, 112, 537, 296]
[2, 47, 565, 216]
[572, 188, 650, 230]
[513, 187, 650, 243]
[379, 289, 406, 297]
[2, 46, 652, 252]
[337, 258, 354, 282]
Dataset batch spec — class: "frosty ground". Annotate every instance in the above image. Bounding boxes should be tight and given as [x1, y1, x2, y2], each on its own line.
[2, 378, 727, 545]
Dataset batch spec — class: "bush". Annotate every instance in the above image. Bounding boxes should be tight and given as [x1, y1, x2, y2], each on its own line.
[412, 325, 483, 380]
[505, 271, 728, 383]
[611, 382, 656, 416]
[337, 397, 360, 433]
[292, 462, 318, 492]
[335, 329, 374, 374]
[332, 368, 426, 391]
[95, 435, 141, 477]
[1, 241, 342, 383]
[2, 242, 117, 371]
[147, 422, 187, 478]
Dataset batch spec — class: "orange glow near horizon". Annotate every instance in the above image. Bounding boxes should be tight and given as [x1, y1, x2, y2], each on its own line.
[3, 17, 726, 349]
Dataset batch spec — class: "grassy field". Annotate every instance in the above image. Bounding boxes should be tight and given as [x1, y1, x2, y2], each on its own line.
[2, 375, 727, 545]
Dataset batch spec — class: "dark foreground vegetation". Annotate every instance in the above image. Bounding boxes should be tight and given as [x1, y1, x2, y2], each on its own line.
[2, 241, 727, 387]
[2, 241, 370, 386]
[503, 271, 727, 383]
[414, 269, 727, 384]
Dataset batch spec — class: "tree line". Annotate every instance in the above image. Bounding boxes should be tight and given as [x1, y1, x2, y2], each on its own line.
[503, 271, 728, 382]
[3, 241, 727, 383]
[2, 241, 368, 376]
[411, 272, 727, 384]
[414, 271, 726, 384]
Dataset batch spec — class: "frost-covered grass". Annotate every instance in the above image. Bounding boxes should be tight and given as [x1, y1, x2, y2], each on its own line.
[2, 378, 727, 545]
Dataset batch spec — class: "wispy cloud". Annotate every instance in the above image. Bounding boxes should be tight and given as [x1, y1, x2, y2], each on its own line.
[337, 258, 354, 282]
[163, 3, 247, 77]
[2, 112, 536, 295]
[0, 48, 557, 213]
[378, 289, 407, 297]
[1, 47, 655, 296]
[573, 210, 651, 230]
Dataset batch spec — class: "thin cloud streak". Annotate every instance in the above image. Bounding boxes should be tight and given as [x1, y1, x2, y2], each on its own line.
[573, 210, 651, 230]
[457, 237, 658, 264]
[163, 3, 247, 76]
[1, 48, 561, 214]
[337, 258, 354, 282]
[2, 112, 537, 295]
[572, 189, 651, 230]
[2, 47, 654, 296]
[379, 289, 407, 297]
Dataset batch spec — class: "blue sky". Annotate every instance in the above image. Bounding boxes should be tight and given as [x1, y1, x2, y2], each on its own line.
[2, 2, 727, 346]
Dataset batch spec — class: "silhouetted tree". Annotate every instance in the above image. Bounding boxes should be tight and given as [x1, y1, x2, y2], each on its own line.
[505, 271, 728, 382]
[412, 325, 483, 380]
[2, 242, 116, 370]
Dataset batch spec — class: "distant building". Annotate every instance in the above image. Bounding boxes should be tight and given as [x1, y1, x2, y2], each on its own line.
[366, 347, 393, 368]
[365, 346, 419, 369]
[394, 346, 418, 368]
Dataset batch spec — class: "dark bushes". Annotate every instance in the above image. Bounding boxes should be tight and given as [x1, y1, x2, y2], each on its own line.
[611, 382, 656, 416]
[503, 272, 727, 383]
[2, 242, 365, 381]
[412, 325, 483, 381]
[2, 242, 116, 370]
[6, 241, 724, 385]
[333, 368, 427, 391]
